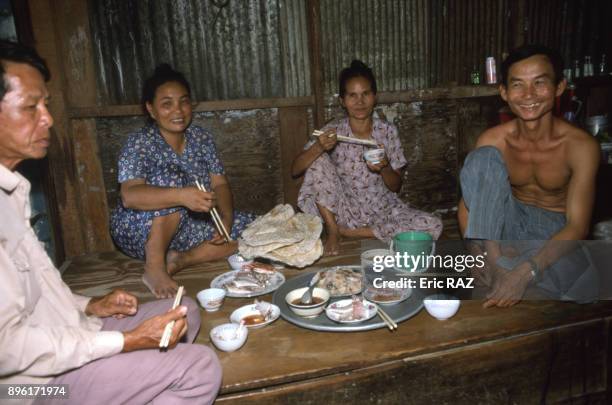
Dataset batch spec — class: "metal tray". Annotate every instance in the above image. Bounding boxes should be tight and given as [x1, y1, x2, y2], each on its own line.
[273, 271, 424, 332]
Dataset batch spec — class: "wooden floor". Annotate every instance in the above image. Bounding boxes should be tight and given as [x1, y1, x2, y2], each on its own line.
[63, 236, 612, 404]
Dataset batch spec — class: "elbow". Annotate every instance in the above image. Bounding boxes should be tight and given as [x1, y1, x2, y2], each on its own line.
[291, 162, 303, 178]
[120, 190, 135, 209]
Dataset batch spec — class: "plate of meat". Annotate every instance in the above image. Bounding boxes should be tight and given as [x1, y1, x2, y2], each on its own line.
[325, 296, 377, 323]
[211, 262, 285, 298]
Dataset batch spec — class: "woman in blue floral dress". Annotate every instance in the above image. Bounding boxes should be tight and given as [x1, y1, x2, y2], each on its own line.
[111, 64, 256, 298]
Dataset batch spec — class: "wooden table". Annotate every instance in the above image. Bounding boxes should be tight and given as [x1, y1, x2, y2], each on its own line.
[183, 243, 612, 404]
[64, 240, 612, 403]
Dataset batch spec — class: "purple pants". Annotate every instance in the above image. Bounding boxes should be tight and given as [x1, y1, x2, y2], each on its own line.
[39, 297, 221, 405]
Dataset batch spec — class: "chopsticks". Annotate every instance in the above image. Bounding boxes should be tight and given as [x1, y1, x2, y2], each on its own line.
[195, 180, 232, 242]
[376, 305, 398, 331]
[312, 129, 378, 147]
[159, 285, 184, 349]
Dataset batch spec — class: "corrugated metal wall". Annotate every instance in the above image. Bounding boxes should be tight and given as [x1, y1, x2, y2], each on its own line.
[89, 0, 311, 104]
[526, 0, 612, 70]
[89, 1, 610, 105]
[319, 0, 509, 94]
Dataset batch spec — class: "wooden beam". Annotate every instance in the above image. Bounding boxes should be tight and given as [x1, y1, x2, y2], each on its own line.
[278, 107, 309, 208]
[29, 0, 86, 258]
[69, 96, 316, 119]
[509, 0, 528, 49]
[70, 119, 114, 252]
[67, 87, 499, 120]
[30, 0, 113, 258]
[306, 0, 325, 128]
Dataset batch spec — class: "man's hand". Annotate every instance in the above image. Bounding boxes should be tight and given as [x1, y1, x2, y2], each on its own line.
[483, 262, 532, 308]
[181, 186, 216, 212]
[85, 289, 138, 318]
[122, 306, 188, 352]
[316, 129, 338, 152]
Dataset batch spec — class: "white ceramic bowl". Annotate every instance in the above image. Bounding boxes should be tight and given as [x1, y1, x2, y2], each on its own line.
[196, 288, 226, 312]
[423, 294, 460, 320]
[227, 254, 253, 271]
[285, 287, 330, 317]
[363, 148, 385, 164]
[210, 323, 248, 352]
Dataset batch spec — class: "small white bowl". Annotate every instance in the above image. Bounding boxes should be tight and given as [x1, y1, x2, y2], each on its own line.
[423, 294, 460, 320]
[285, 287, 330, 317]
[197, 288, 226, 312]
[227, 254, 253, 271]
[363, 148, 385, 164]
[210, 323, 248, 352]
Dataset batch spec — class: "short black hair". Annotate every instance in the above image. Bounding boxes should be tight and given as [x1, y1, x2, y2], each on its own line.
[141, 63, 191, 117]
[338, 59, 377, 98]
[0, 40, 50, 102]
[501, 44, 564, 86]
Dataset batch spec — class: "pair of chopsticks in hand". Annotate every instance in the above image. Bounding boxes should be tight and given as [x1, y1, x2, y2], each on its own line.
[376, 305, 398, 331]
[159, 286, 184, 349]
[194, 180, 232, 243]
[312, 129, 378, 147]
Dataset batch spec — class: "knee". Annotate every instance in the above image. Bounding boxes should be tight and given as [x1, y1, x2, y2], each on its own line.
[191, 345, 222, 390]
[431, 216, 443, 239]
[460, 146, 507, 199]
[183, 296, 202, 333]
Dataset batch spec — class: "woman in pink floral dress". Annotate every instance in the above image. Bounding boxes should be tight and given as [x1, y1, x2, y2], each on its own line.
[292, 60, 442, 255]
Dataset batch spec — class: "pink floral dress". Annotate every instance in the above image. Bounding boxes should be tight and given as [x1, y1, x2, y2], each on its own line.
[298, 118, 442, 242]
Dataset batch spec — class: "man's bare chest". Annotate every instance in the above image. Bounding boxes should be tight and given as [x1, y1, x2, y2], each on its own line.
[503, 146, 571, 192]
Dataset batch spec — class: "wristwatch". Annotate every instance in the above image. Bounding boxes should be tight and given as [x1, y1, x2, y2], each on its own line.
[527, 258, 540, 281]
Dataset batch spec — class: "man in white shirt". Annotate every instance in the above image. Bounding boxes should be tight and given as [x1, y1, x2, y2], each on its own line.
[0, 40, 221, 404]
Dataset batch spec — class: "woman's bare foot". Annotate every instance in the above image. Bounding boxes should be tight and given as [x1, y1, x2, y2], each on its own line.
[142, 266, 178, 299]
[324, 233, 340, 256]
[166, 250, 182, 276]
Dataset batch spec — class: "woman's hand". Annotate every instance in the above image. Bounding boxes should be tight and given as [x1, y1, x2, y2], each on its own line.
[316, 129, 338, 152]
[180, 186, 216, 212]
[366, 147, 390, 173]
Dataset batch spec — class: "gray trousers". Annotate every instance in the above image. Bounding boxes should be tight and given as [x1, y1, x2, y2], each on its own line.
[460, 146, 597, 301]
[40, 297, 221, 405]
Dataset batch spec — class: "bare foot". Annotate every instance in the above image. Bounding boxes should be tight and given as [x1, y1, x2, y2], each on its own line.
[324, 233, 340, 256]
[166, 250, 182, 276]
[142, 266, 178, 299]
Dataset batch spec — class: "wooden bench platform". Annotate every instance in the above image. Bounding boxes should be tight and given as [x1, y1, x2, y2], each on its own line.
[63, 239, 612, 404]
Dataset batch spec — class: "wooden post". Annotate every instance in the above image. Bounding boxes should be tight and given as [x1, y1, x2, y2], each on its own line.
[29, 0, 113, 257]
[306, 0, 325, 128]
[509, 0, 527, 49]
[278, 107, 309, 208]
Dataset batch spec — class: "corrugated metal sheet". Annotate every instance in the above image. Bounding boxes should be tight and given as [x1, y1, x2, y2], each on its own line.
[319, 0, 509, 94]
[88, 0, 311, 104]
[89, 1, 609, 104]
[525, 0, 612, 70]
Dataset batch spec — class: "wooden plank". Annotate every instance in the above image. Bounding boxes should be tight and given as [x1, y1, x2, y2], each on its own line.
[217, 320, 608, 403]
[70, 119, 114, 252]
[66, 87, 499, 120]
[29, 0, 86, 258]
[278, 106, 309, 208]
[68, 96, 316, 118]
[509, 0, 528, 48]
[62, 244, 612, 403]
[306, 0, 325, 128]
[53, 0, 97, 107]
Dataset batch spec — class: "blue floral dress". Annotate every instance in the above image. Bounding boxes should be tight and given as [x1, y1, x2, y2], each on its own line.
[110, 124, 256, 259]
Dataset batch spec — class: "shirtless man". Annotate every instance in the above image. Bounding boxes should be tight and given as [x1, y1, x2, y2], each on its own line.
[458, 44, 600, 307]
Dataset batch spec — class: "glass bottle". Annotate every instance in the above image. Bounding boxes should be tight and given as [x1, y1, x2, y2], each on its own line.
[470, 65, 481, 85]
[573, 59, 581, 79]
[583, 56, 593, 77]
[599, 54, 607, 75]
